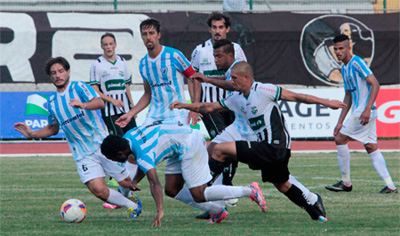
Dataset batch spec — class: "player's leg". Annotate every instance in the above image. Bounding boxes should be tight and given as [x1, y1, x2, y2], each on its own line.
[103, 115, 122, 187]
[288, 175, 318, 205]
[325, 126, 353, 192]
[364, 142, 397, 193]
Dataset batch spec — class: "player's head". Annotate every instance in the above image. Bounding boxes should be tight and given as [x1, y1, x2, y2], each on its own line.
[213, 39, 235, 71]
[100, 32, 117, 59]
[45, 57, 71, 89]
[101, 135, 131, 163]
[333, 34, 352, 63]
[230, 61, 253, 93]
[140, 18, 161, 51]
[207, 12, 231, 43]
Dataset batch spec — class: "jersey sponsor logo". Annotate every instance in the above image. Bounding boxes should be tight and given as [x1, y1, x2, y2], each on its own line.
[61, 111, 85, 126]
[300, 15, 374, 86]
[150, 81, 172, 88]
[79, 83, 92, 97]
[105, 79, 125, 91]
[249, 115, 265, 131]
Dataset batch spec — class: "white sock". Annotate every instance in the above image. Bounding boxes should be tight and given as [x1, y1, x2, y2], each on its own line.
[213, 174, 223, 185]
[204, 185, 252, 201]
[174, 187, 225, 214]
[337, 144, 351, 184]
[118, 186, 132, 198]
[107, 188, 137, 209]
[126, 162, 138, 180]
[369, 149, 396, 189]
[289, 175, 317, 205]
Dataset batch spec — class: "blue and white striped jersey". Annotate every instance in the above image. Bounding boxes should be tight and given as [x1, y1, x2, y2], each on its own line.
[123, 121, 198, 174]
[342, 55, 377, 118]
[47, 81, 107, 161]
[225, 61, 255, 137]
[139, 46, 195, 122]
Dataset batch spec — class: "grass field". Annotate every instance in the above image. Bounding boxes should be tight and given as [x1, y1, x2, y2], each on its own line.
[1, 152, 399, 236]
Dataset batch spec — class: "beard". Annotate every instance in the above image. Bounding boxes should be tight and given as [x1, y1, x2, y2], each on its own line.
[53, 77, 70, 89]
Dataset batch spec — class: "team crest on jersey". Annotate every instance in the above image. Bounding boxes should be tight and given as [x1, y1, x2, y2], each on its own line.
[300, 15, 374, 86]
[202, 58, 208, 63]
[119, 71, 124, 77]
[240, 106, 246, 113]
[251, 106, 258, 115]
[160, 67, 168, 76]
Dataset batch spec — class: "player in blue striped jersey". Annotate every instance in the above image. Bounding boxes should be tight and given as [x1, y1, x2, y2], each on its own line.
[170, 61, 347, 221]
[14, 57, 141, 219]
[115, 18, 199, 128]
[325, 34, 397, 194]
[101, 121, 267, 226]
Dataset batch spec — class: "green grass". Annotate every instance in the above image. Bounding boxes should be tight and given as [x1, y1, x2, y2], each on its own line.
[1, 152, 399, 235]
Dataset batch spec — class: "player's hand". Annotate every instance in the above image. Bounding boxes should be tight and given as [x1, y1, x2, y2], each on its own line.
[152, 211, 163, 227]
[169, 101, 184, 110]
[327, 100, 347, 110]
[359, 109, 371, 126]
[333, 123, 342, 136]
[188, 111, 201, 126]
[111, 99, 124, 108]
[14, 122, 33, 138]
[115, 113, 131, 128]
[130, 182, 142, 192]
[190, 72, 208, 83]
[69, 99, 85, 109]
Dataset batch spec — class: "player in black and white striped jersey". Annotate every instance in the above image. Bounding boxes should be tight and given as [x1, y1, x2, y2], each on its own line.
[90, 32, 137, 136]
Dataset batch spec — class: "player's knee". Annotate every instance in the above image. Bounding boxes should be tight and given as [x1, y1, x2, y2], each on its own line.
[364, 143, 378, 154]
[334, 133, 347, 145]
[164, 188, 179, 198]
[212, 144, 227, 162]
[191, 193, 206, 203]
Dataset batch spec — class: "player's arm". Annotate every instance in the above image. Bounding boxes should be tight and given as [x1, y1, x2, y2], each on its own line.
[14, 122, 59, 139]
[125, 83, 134, 109]
[146, 168, 164, 227]
[91, 84, 123, 108]
[359, 74, 380, 125]
[280, 88, 347, 110]
[334, 90, 352, 136]
[116, 82, 151, 128]
[70, 97, 105, 110]
[170, 101, 228, 114]
[191, 72, 235, 91]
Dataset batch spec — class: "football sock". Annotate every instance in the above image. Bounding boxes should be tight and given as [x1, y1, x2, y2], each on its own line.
[107, 188, 138, 209]
[337, 144, 351, 185]
[289, 175, 317, 205]
[118, 186, 132, 198]
[283, 185, 319, 220]
[126, 162, 138, 180]
[174, 187, 225, 215]
[208, 158, 225, 185]
[369, 149, 396, 189]
[204, 185, 252, 201]
[222, 159, 238, 186]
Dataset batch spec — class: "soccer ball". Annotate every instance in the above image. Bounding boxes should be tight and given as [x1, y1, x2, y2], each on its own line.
[60, 199, 87, 223]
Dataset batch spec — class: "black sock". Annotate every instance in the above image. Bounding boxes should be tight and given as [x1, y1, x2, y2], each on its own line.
[222, 159, 238, 186]
[283, 185, 318, 220]
[208, 158, 226, 186]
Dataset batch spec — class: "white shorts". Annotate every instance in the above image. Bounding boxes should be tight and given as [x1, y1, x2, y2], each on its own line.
[165, 131, 212, 188]
[212, 123, 258, 143]
[76, 148, 129, 184]
[340, 115, 377, 145]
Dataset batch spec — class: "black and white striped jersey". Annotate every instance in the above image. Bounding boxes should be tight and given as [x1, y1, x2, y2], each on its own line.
[89, 55, 132, 117]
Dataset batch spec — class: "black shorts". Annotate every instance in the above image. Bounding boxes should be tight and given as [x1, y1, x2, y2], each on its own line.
[201, 110, 235, 139]
[236, 140, 291, 184]
[103, 114, 137, 136]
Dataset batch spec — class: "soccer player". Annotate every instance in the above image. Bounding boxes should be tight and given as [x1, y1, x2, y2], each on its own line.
[325, 34, 398, 194]
[194, 39, 324, 217]
[170, 61, 348, 221]
[190, 13, 246, 215]
[115, 18, 199, 128]
[90, 32, 138, 193]
[100, 120, 266, 227]
[14, 57, 141, 220]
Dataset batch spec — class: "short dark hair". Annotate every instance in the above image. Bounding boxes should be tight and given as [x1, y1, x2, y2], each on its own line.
[213, 39, 235, 55]
[140, 18, 161, 33]
[333, 34, 349, 43]
[101, 135, 129, 160]
[207, 12, 231, 28]
[101, 32, 116, 44]
[45, 57, 70, 76]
